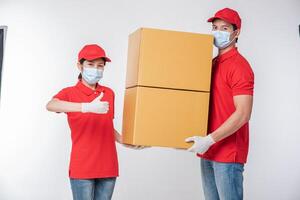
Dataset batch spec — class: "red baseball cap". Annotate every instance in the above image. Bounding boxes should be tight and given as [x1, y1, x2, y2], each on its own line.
[207, 8, 241, 29]
[78, 44, 111, 62]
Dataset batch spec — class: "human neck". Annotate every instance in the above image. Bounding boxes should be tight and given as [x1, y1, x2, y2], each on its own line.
[218, 43, 236, 55]
[81, 79, 97, 90]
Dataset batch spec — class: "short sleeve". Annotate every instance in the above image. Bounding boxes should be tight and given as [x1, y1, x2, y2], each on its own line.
[53, 88, 70, 101]
[229, 62, 254, 96]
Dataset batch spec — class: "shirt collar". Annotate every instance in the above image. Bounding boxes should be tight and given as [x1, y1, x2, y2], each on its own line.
[216, 47, 239, 63]
[75, 80, 104, 96]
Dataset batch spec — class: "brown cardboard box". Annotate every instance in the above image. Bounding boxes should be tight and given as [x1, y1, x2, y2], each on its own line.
[122, 28, 213, 148]
[125, 28, 213, 91]
[122, 87, 210, 148]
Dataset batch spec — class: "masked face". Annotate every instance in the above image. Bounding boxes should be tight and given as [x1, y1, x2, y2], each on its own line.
[82, 67, 103, 84]
[212, 30, 236, 49]
[212, 19, 239, 49]
[79, 58, 105, 85]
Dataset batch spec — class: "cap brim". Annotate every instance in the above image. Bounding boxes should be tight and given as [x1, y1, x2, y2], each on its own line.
[207, 16, 228, 23]
[207, 17, 216, 22]
[207, 16, 240, 29]
[102, 57, 111, 62]
[83, 56, 111, 62]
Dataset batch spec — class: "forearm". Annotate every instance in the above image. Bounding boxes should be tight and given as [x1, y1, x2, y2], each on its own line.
[210, 110, 250, 142]
[46, 99, 82, 113]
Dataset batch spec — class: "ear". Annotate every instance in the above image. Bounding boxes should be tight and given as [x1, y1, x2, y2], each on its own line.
[235, 29, 241, 38]
[77, 62, 83, 72]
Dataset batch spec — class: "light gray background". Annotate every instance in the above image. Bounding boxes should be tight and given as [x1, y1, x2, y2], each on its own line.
[0, 0, 299, 199]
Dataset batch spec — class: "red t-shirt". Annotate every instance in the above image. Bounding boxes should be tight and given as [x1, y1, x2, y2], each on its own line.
[53, 80, 119, 178]
[199, 47, 254, 164]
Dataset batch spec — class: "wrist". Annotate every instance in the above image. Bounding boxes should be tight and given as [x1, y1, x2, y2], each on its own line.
[116, 136, 122, 143]
[208, 134, 217, 144]
[114, 131, 122, 143]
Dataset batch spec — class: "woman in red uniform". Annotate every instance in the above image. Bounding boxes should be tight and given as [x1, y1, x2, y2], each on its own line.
[46, 44, 138, 200]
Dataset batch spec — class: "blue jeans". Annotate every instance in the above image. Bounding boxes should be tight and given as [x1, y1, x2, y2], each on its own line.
[70, 178, 116, 200]
[201, 158, 244, 200]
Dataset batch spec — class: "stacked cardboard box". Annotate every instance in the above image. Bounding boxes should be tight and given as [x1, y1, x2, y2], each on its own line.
[122, 28, 213, 148]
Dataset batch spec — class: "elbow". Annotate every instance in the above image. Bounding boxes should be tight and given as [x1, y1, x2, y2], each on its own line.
[46, 100, 56, 112]
[236, 109, 252, 125]
[243, 116, 251, 125]
[246, 114, 252, 122]
[241, 113, 251, 125]
[46, 102, 52, 111]
[244, 110, 252, 123]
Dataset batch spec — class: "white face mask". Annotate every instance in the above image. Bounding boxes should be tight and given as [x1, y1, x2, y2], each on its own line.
[212, 30, 236, 49]
[82, 67, 103, 85]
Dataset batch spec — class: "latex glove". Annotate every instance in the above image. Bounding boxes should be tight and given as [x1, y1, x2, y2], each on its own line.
[185, 135, 215, 154]
[81, 92, 109, 114]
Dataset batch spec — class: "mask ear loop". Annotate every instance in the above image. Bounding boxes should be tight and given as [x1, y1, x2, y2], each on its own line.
[219, 30, 238, 49]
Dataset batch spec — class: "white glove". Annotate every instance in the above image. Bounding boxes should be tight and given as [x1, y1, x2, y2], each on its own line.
[81, 92, 109, 114]
[185, 135, 215, 154]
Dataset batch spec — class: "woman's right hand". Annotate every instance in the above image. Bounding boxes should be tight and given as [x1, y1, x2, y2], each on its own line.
[122, 144, 150, 150]
[81, 92, 109, 114]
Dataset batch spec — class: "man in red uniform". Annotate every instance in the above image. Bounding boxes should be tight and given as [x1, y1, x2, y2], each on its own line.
[185, 8, 254, 200]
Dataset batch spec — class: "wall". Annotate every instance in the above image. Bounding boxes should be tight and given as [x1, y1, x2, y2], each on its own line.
[0, 0, 299, 199]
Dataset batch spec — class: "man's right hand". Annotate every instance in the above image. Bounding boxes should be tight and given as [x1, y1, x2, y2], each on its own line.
[81, 92, 109, 114]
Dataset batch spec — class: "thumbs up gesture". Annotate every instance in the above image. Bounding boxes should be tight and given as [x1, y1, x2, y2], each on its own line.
[81, 92, 109, 114]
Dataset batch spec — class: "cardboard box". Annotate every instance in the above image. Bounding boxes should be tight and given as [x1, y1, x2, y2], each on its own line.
[122, 87, 210, 148]
[122, 28, 213, 148]
[125, 28, 213, 91]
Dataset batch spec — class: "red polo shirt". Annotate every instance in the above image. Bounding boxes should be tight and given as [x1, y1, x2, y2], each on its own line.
[199, 47, 254, 164]
[53, 80, 119, 178]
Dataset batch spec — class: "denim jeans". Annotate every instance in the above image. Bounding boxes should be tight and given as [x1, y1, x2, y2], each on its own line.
[70, 178, 116, 200]
[201, 158, 244, 200]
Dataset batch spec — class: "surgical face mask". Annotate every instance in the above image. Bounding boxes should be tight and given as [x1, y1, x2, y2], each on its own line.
[82, 67, 103, 85]
[212, 30, 236, 49]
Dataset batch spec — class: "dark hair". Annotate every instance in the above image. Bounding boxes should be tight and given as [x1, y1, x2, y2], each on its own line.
[78, 58, 85, 80]
[232, 24, 238, 43]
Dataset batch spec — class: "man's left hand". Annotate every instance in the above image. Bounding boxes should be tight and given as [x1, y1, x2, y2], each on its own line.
[185, 135, 215, 154]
